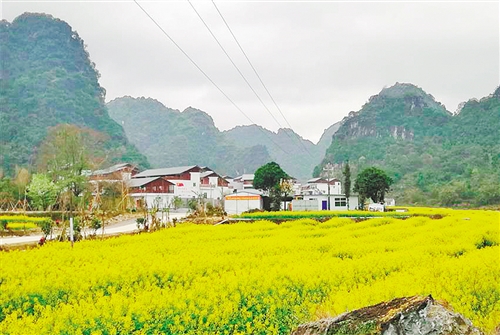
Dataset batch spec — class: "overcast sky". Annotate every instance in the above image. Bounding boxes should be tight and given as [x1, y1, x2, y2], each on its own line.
[3, 1, 499, 143]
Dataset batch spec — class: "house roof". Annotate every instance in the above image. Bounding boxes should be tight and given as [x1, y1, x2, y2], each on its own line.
[134, 165, 199, 178]
[200, 171, 215, 178]
[92, 163, 134, 176]
[234, 174, 254, 181]
[228, 189, 263, 196]
[128, 177, 161, 188]
[307, 177, 340, 184]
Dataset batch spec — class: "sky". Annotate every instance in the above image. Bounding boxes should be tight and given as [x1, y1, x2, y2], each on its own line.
[2, 0, 499, 143]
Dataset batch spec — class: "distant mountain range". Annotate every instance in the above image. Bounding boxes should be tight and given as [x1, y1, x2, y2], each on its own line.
[107, 96, 339, 179]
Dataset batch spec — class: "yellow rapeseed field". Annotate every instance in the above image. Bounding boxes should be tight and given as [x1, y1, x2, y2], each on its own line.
[0, 209, 499, 335]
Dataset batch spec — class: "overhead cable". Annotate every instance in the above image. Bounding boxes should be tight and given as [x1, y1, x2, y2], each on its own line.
[133, 0, 289, 155]
[211, 0, 315, 158]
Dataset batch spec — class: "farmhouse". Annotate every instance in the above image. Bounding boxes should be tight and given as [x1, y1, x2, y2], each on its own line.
[130, 165, 229, 208]
[90, 163, 138, 182]
[293, 178, 358, 211]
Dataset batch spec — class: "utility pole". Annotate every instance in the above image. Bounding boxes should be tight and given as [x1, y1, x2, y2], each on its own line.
[323, 163, 334, 211]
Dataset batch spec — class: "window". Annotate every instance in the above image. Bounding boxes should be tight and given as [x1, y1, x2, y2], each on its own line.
[334, 197, 347, 207]
[152, 186, 157, 192]
[193, 182, 196, 187]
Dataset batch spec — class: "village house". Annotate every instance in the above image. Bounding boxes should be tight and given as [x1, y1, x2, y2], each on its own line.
[293, 178, 358, 211]
[130, 165, 229, 209]
[89, 163, 139, 182]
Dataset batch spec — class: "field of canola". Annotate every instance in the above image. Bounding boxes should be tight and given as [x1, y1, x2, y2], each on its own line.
[0, 208, 499, 335]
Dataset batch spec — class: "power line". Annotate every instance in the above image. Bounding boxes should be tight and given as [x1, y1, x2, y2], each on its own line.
[187, 0, 298, 151]
[132, 0, 289, 155]
[211, 0, 315, 158]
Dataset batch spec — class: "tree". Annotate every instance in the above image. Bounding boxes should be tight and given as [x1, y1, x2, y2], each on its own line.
[253, 162, 289, 211]
[343, 161, 351, 210]
[280, 179, 294, 211]
[27, 173, 58, 210]
[253, 162, 288, 192]
[354, 167, 393, 206]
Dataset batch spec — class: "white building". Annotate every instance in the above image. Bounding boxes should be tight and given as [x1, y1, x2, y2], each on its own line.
[129, 165, 230, 209]
[224, 190, 263, 215]
[302, 177, 342, 195]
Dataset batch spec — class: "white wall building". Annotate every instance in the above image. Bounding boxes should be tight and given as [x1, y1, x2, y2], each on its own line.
[224, 190, 263, 215]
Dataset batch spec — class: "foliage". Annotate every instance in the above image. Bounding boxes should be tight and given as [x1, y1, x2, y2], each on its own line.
[0, 209, 498, 334]
[315, 83, 500, 207]
[354, 167, 393, 205]
[253, 162, 289, 192]
[224, 125, 332, 180]
[27, 173, 58, 211]
[343, 161, 352, 209]
[0, 13, 148, 175]
[107, 97, 269, 176]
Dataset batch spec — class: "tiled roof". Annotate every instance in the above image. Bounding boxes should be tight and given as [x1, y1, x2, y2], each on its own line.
[134, 165, 198, 178]
[128, 177, 160, 188]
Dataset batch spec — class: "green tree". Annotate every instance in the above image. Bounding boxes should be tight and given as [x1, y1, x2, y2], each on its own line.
[253, 162, 289, 211]
[354, 167, 393, 205]
[27, 173, 59, 210]
[343, 161, 352, 210]
[253, 162, 288, 192]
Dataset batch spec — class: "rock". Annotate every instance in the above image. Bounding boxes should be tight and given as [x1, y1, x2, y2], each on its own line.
[291, 296, 484, 335]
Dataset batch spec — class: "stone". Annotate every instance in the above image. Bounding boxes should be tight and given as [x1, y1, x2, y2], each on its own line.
[291, 296, 484, 335]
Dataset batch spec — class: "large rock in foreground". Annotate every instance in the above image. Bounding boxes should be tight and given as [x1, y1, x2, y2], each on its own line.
[291, 296, 483, 335]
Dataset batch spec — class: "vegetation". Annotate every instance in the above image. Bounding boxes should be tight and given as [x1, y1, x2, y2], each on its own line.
[253, 161, 289, 211]
[107, 97, 271, 176]
[342, 161, 352, 210]
[0, 13, 148, 176]
[354, 167, 393, 207]
[0, 209, 498, 334]
[224, 125, 337, 180]
[315, 83, 500, 207]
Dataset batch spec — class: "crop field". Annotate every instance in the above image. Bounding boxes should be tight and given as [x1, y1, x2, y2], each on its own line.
[0, 209, 499, 335]
[0, 215, 49, 232]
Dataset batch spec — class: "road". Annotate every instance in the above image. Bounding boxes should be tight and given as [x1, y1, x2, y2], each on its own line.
[0, 211, 188, 247]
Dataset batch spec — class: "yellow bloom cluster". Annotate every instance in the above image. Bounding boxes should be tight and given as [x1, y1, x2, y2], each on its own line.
[0, 209, 498, 334]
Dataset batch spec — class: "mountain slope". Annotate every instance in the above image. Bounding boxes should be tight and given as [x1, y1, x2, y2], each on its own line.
[0, 13, 148, 174]
[107, 97, 272, 176]
[315, 83, 500, 206]
[223, 125, 325, 179]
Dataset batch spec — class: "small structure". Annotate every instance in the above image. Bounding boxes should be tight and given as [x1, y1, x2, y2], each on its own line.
[292, 194, 359, 211]
[224, 190, 263, 215]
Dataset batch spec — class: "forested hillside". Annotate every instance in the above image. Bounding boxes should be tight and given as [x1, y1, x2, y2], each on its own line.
[315, 83, 500, 206]
[223, 125, 331, 180]
[0, 13, 148, 175]
[108, 96, 342, 179]
[107, 96, 272, 176]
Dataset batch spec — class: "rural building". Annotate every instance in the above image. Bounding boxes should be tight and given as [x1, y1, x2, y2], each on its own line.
[224, 190, 263, 215]
[130, 165, 230, 209]
[229, 174, 255, 190]
[292, 194, 359, 211]
[90, 163, 138, 182]
[302, 177, 341, 195]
